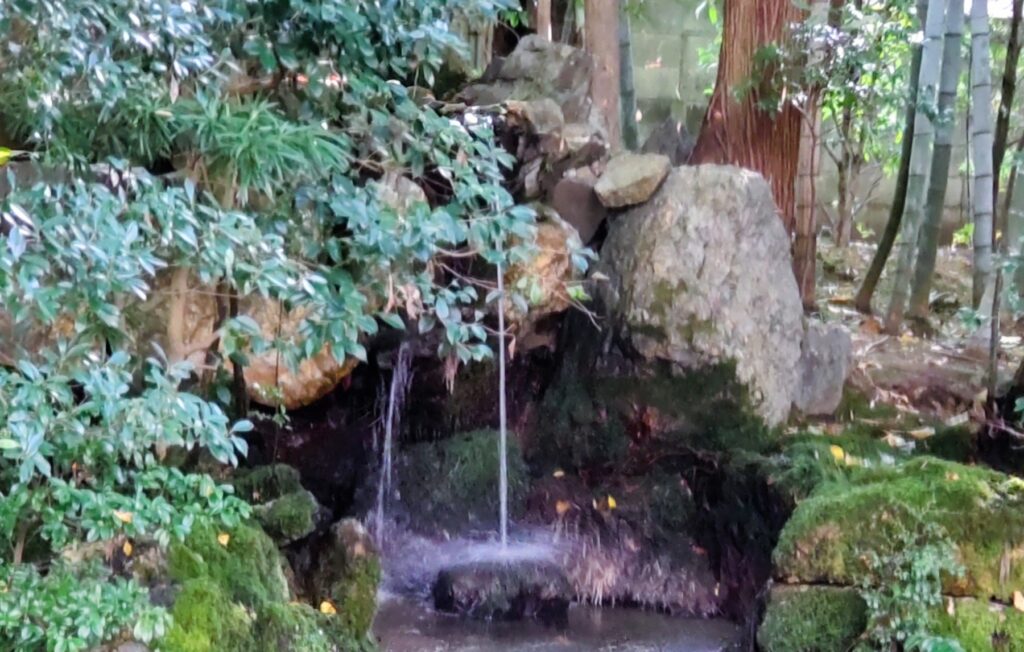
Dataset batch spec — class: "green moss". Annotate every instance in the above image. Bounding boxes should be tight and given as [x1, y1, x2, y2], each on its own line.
[930, 598, 1024, 651]
[774, 457, 1024, 601]
[160, 579, 255, 652]
[255, 603, 346, 652]
[256, 490, 318, 544]
[313, 520, 382, 642]
[758, 585, 867, 652]
[399, 430, 529, 534]
[168, 521, 289, 607]
[232, 464, 304, 503]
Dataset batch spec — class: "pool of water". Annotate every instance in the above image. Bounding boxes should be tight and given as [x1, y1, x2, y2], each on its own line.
[372, 594, 742, 652]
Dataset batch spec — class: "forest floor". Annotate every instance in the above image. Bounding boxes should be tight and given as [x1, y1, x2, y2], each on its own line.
[813, 240, 1024, 431]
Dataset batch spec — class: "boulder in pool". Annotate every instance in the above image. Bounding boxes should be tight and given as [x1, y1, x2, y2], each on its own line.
[432, 559, 571, 621]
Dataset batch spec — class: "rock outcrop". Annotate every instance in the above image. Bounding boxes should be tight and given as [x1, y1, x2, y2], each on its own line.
[599, 165, 805, 426]
[433, 559, 571, 621]
[594, 153, 671, 209]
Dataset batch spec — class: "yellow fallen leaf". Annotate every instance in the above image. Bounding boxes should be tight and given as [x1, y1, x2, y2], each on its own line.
[113, 510, 134, 524]
[217, 533, 231, 547]
[122, 541, 133, 557]
[1014, 591, 1024, 612]
[319, 601, 337, 615]
[0, 148, 10, 167]
[946, 472, 960, 482]
[830, 445, 845, 462]
[553, 469, 565, 478]
[607, 495, 617, 510]
[555, 500, 571, 516]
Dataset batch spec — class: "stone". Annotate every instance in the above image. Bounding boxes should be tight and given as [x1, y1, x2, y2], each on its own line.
[641, 117, 696, 166]
[460, 35, 606, 142]
[758, 585, 868, 652]
[313, 519, 381, 640]
[599, 165, 805, 426]
[433, 559, 571, 621]
[549, 176, 607, 244]
[793, 320, 853, 416]
[594, 153, 671, 209]
[254, 490, 320, 545]
[505, 207, 585, 329]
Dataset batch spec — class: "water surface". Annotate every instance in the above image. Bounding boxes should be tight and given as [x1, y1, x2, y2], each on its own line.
[372, 594, 741, 652]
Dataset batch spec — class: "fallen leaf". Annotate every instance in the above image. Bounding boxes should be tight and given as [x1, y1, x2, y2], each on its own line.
[555, 500, 571, 516]
[946, 472, 960, 482]
[859, 317, 883, 335]
[122, 541, 133, 557]
[607, 495, 617, 510]
[320, 601, 337, 615]
[947, 597, 955, 616]
[1014, 591, 1024, 612]
[830, 445, 846, 462]
[217, 533, 231, 547]
[553, 469, 565, 478]
[113, 510, 133, 524]
[907, 427, 936, 441]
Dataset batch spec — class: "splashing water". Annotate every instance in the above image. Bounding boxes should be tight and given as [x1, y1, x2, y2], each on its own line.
[496, 261, 509, 548]
[373, 341, 413, 543]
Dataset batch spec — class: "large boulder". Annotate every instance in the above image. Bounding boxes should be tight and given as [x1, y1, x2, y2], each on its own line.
[599, 165, 804, 426]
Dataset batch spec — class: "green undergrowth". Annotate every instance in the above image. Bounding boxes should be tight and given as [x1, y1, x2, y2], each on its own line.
[758, 585, 868, 652]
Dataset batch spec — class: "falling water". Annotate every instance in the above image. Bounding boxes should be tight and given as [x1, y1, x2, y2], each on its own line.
[373, 341, 413, 543]
[496, 262, 509, 548]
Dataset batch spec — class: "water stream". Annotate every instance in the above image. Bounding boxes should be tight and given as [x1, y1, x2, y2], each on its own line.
[496, 260, 509, 548]
[373, 341, 413, 543]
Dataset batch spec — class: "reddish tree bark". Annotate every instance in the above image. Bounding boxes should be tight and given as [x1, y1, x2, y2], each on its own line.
[690, 0, 807, 234]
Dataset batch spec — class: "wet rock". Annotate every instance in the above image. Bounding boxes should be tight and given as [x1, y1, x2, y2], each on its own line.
[433, 559, 571, 621]
[549, 176, 607, 244]
[641, 117, 696, 166]
[232, 464, 304, 504]
[392, 430, 529, 536]
[594, 153, 671, 209]
[460, 35, 606, 140]
[599, 165, 804, 426]
[758, 585, 867, 652]
[793, 320, 853, 416]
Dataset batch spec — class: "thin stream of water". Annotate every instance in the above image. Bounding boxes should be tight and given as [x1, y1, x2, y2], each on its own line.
[496, 261, 508, 548]
[374, 341, 413, 543]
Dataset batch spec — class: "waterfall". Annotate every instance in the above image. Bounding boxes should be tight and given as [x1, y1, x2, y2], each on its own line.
[373, 341, 413, 543]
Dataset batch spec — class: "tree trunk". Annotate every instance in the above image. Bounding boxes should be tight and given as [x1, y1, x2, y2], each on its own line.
[536, 0, 553, 41]
[855, 20, 926, 314]
[619, 5, 639, 151]
[906, 0, 968, 320]
[793, 0, 831, 310]
[585, 0, 622, 150]
[994, 0, 1024, 214]
[968, 0, 995, 308]
[835, 101, 857, 248]
[690, 0, 807, 233]
[882, 0, 948, 334]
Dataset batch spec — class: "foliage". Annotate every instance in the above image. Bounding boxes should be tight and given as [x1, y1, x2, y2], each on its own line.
[758, 585, 867, 652]
[0, 560, 171, 652]
[0, 0, 563, 647]
[857, 509, 964, 651]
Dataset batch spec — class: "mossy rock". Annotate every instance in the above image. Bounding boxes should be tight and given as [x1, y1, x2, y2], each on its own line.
[930, 598, 1024, 651]
[160, 578, 255, 652]
[398, 430, 529, 534]
[313, 519, 381, 641]
[255, 490, 319, 545]
[758, 585, 868, 652]
[774, 457, 1024, 601]
[168, 521, 290, 607]
[233, 464, 304, 503]
[254, 602, 366, 652]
